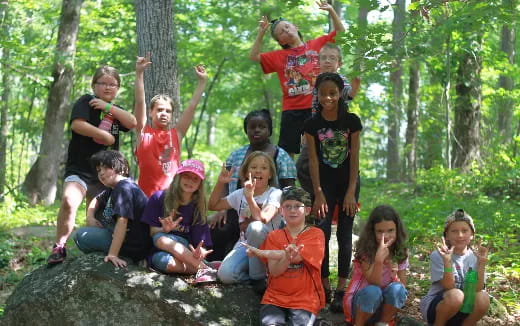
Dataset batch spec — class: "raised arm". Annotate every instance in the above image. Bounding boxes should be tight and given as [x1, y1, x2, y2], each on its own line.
[249, 16, 270, 62]
[135, 53, 152, 140]
[317, 0, 345, 33]
[208, 165, 234, 212]
[348, 77, 361, 99]
[176, 65, 208, 141]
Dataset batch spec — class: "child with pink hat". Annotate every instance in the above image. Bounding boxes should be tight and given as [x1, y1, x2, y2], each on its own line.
[141, 159, 218, 283]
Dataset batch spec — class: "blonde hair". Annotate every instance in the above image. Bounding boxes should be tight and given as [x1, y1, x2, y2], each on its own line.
[239, 151, 278, 188]
[91, 66, 120, 89]
[163, 173, 207, 225]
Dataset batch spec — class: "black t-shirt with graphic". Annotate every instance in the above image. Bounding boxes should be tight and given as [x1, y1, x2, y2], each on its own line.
[303, 112, 362, 179]
[95, 179, 151, 261]
[65, 94, 129, 183]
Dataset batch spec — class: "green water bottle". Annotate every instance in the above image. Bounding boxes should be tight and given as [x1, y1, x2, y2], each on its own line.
[460, 267, 477, 313]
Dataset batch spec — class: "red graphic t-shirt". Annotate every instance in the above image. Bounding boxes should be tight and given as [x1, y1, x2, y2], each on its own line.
[135, 124, 180, 197]
[260, 31, 337, 111]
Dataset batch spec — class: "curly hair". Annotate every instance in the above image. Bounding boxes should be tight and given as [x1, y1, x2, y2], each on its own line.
[354, 205, 408, 264]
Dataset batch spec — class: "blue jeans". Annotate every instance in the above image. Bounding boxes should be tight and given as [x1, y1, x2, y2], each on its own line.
[217, 219, 278, 284]
[74, 226, 113, 253]
[151, 232, 190, 273]
[352, 282, 408, 322]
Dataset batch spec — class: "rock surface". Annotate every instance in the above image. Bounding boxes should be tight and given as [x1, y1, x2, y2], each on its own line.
[3, 253, 261, 326]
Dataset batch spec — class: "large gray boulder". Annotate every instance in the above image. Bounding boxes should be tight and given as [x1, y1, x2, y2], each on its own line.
[3, 253, 260, 326]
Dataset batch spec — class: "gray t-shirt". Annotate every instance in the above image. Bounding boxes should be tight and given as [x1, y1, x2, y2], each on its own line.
[419, 249, 481, 321]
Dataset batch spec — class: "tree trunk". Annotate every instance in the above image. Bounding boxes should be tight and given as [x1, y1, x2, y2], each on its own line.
[22, 0, 83, 205]
[498, 1, 515, 144]
[405, 60, 419, 181]
[387, 0, 405, 182]
[186, 56, 227, 158]
[134, 0, 180, 121]
[443, 31, 452, 169]
[0, 0, 9, 201]
[452, 44, 483, 170]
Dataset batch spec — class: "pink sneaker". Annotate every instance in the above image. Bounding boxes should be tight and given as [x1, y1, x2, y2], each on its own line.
[194, 268, 217, 284]
[205, 261, 222, 270]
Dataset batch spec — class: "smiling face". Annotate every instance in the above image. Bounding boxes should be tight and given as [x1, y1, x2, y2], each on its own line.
[179, 172, 202, 194]
[93, 74, 119, 103]
[318, 80, 340, 116]
[445, 221, 474, 253]
[374, 220, 397, 248]
[150, 98, 173, 130]
[246, 156, 272, 189]
[246, 116, 270, 146]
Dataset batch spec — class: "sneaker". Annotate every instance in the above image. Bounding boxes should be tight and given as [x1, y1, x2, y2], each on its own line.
[204, 260, 222, 270]
[329, 290, 345, 313]
[194, 268, 217, 284]
[250, 278, 267, 295]
[47, 244, 66, 265]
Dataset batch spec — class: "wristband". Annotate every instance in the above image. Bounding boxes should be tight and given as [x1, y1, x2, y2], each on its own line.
[444, 267, 453, 273]
[105, 103, 112, 114]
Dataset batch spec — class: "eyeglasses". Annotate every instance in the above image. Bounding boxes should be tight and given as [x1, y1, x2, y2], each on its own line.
[95, 82, 119, 89]
[282, 204, 305, 211]
[319, 55, 339, 62]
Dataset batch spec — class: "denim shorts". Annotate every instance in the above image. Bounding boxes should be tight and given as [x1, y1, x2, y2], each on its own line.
[352, 283, 407, 322]
[151, 232, 190, 273]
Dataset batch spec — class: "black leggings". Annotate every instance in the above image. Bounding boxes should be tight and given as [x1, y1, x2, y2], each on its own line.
[317, 174, 360, 279]
[206, 209, 239, 261]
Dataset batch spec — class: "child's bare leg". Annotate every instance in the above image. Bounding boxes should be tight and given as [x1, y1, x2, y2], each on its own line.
[322, 277, 330, 289]
[336, 276, 347, 290]
[56, 182, 86, 245]
[163, 256, 197, 274]
[355, 305, 372, 326]
[379, 303, 398, 323]
[433, 289, 463, 326]
[155, 236, 207, 270]
[462, 291, 490, 326]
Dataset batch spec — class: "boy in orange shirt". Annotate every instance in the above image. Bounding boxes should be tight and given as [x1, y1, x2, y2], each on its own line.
[243, 187, 325, 325]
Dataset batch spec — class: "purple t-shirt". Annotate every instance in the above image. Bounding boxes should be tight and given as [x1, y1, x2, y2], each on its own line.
[141, 190, 213, 248]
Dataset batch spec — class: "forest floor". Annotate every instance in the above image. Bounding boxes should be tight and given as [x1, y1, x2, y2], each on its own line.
[1, 224, 518, 325]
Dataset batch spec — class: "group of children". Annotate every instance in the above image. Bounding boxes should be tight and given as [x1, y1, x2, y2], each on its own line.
[45, 2, 490, 325]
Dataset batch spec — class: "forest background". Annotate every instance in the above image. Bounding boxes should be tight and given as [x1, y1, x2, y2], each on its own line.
[0, 0, 518, 323]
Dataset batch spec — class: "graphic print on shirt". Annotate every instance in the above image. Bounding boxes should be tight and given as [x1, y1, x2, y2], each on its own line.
[284, 50, 320, 97]
[318, 127, 349, 168]
[98, 197, 114, 228]
[157, 130, 177, 176]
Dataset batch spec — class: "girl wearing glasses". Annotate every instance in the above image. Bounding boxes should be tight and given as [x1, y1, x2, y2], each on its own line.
[47, 66, 137, 265]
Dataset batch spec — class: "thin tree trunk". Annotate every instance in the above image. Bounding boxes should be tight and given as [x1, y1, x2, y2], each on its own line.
[443, 32, 452, 169]
[452, 41, 483, 170]
[0, 0, 9, 201]
[22, 0, 83, 205]
[135, 0, 180, 121]
[207, 112, 215, 146]
[387, 0, 405, 182]
[405, 60, 419, 182]
[498, 0, 515, 143]
[185, 56, 227, 158]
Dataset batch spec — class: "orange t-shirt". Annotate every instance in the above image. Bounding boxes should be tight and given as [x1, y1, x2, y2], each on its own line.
[260, 226, 325, 314]
[135, 124, 180, 197]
